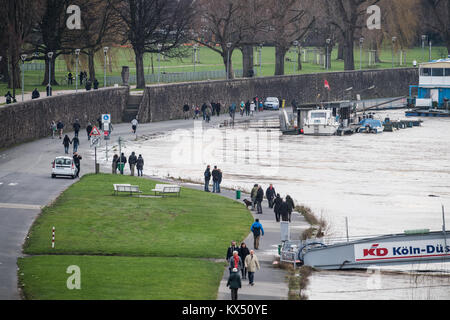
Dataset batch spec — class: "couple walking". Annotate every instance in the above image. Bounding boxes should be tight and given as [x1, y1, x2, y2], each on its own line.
[204, 165, 222, 193]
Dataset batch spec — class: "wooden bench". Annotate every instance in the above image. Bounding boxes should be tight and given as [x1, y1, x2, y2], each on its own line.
[151, 184, 181, 197]
[113, 184, 142, 196]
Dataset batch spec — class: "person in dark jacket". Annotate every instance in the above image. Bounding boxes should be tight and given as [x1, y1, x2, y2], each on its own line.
[212, 166, 220, 193]
[118, 153, 127, 175]
[5, 91, 12, 104]
[46, 84, 52, 96]
[250, 184, 259, 210]
[286, 195, 295, 222]
[128, 152, 137, 176]
[255, 186, 264, 214]
[71, 136, 80, 153]
[136, 154, 144, 177]
[279, 200, 290, 222]
[217, 169, 223, 193]
[201, 103, 208, 121]
[183, 104, 190, 120]
[266, 184, 276, 209]
[73, 152, 82, 178]
[273, 194, 283, 222]
[112, 154, 119, 174]
[238, 243, 250, 280]
[251, 219, 264, 250]
[32, 88, 40, 99]
[63, 135, 71, 154]
[73, 120, 81, 137]
[57, 121, 64, 139]
[216, 102, 221, 116]
[227, 268, 242, 301]
[86, 123, 93, 141]
[229, 251, 243, 273]
[226, 241, 238, 263]
[204, 165, 211, 192]
[93, 78, 99, 90]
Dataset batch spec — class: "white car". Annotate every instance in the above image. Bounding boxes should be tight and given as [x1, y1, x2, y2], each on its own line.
[263, 97, 280, 110]
[51, 156, 77, 179]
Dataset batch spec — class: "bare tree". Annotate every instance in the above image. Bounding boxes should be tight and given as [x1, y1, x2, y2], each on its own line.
[421, 0, 450, 55]
[114, 0, 194, 89]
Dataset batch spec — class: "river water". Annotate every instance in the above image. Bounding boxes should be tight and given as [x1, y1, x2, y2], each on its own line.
[97, 108, 450, 300]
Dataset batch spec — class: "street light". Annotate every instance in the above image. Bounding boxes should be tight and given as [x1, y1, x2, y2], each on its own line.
[391, 37, 397, 68]
[193, 44, 198, 72]
[359, 37, 364, 70]
[47, 52, 54, 97]
[103, 47, 109, 88]
[325, 39, 331, 71]
[421, 35, 427, 62]
[293, 41, 299, 74]
[429, 39, 432, 61]
[20, 54, 27, 102]
[75, 49, 80, 92]
[157, 44, 163, 83]
[226, 42, 232, 80]
[259, 43, 263, 77]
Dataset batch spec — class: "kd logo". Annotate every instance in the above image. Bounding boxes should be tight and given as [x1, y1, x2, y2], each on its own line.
[366, 5, 381, 30]
[66, 265, 81, 290]
[66, 5, 81, 30]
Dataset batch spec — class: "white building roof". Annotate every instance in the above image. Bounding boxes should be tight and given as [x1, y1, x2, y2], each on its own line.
[420, 59, 450, 68]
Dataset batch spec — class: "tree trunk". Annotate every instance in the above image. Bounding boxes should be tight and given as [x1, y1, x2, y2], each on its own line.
[8, 60, 21, 92]
[241, 45, 254, 77]
[42, 57, 58, 86]
[223, 49, 234, 80]
[297, 49, 302, 71]
[88, 49, 96, 81]
[337, 42, 344, 60]
[343, 30, 355, 71]
[275, 46, 287, 76]
[326, 46, 333, 69]
[135, 49, 146, 89]
[0, 49, 9, 83]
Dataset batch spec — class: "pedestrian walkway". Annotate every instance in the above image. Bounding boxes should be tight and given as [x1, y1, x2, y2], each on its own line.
[145, 176, 310, 301]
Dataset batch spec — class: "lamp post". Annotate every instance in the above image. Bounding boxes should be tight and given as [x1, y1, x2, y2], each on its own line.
[421, 35, 427, 62]
[429, 39, 432, 61]
[391, 37, 397, 68]
[359, 37, 364, 70]
[103, 47, 109, 88]
[293, 41, 299, 74]
[20, 54, 27, 102]
[47, 52, 54, 97]
[259, 43, 263, 77]
[193, 44, 198, 72]
[226, 42, 232, 80]
[75, 49, 80, 92]
[325, 39, 331, 70]
[157, 43, 163, 82]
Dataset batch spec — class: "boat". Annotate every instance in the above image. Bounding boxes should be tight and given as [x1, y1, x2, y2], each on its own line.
[303, 109, 340, 136]
[358, 118, 384, 134]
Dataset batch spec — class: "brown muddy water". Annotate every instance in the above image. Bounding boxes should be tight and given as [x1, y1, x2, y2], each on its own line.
[97, 109, 450, 300]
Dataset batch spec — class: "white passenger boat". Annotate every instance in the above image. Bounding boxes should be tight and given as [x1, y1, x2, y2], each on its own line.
[303, 109, 340, 136]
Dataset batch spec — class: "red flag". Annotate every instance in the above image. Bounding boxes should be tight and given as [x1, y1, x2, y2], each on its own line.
[324, 80, 330, 90]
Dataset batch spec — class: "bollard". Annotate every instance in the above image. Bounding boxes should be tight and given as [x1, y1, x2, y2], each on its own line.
[52, 226, 55, 248]
[236, 190, 241, 200]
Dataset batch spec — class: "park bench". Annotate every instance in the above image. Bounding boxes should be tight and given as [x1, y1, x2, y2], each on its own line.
[151, 184, 181, 197]
[113, 184, 142, 196]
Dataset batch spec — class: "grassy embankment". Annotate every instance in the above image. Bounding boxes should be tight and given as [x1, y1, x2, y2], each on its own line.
[19, 174, 253, 300]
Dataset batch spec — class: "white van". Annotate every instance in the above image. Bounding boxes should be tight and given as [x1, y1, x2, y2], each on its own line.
[51, 156, 77, 179]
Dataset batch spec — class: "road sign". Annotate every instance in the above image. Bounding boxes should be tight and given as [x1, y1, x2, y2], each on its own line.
[90, 126, 102, 137]
[102, 114, 111, 123]
[90, 136, 101, 148]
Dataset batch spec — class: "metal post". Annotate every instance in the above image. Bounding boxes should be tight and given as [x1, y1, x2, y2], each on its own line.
[429, 40, 432, 61]
[391, 37, 396, 68]
[95, 146, 98, 174]
[103, 47, 109, 88]
[21, 57, 26, 102]
[157, 44, 162, 83]
[259, 45, 262, 76]
[227, 50, 230, 80]
[48, 52, 54, 96]
[345, 217, 349, 242]
[75, 49, 80, 93]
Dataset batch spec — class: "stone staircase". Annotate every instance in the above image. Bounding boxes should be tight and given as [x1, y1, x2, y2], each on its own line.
[122, 92, 143, 122]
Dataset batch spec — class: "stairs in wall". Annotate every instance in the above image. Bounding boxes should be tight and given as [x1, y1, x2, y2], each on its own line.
[122, 92, 143, 122]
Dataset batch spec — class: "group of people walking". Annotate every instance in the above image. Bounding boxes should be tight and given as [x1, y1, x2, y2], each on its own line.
[203, 165, 223, 193]
[226, 240, 261, 300]
[112, 152, 145, 176]
[251, 183, 295, 222]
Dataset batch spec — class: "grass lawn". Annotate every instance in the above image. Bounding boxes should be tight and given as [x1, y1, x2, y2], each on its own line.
[20, 174, 252, 299]
[24, 174, 253, 258]
[18, 255, 224, 300]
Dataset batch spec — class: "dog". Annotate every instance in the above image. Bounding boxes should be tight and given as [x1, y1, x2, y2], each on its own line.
[243, 199, 253, 209]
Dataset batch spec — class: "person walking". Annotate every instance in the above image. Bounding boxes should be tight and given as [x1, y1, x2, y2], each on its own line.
[238, 243, 250, 280]
[205, 105, 211, 123]
[240, 101, 245, 117]
[280, 200, 290, 222]
[193, 105, 200, 120]
[226, 241, 239, 264]
[112, 154, 119, 174]
[63, 135, 72, 154]
[250, 101, 256, 116]
[229, 251, 243, 275]
[201, 103, 207, 121]
[216, 101, 221, 116]
[204, 165, 211, 192]
[57, 121, 65, 139]
[183, 104, 190, 120]
[266, 184, 276, 209]
[86, 122, 93, 141]
[128, 152, 137, 176]
[273, 194, 283, 222]
[250, 219, 264, 250]
[131, 118, 138, 134]
[71, 136, 80, 153]
[217, 169, 223, 193]
[245, 100, 250, 116]
[73, 119, 81, 137]
[118, 153, 127, 175]
[245, 250, 260, 286]
[286, 195, 295, 223]
[137, 154, 144, 177]
[227, 268, 242, 301]
[250, 184, 259, 211]
[50, 121, 57, 139]
[212, 166, 220, 193]
[73, 152, 82, 178]
[256, 186, 264, 214]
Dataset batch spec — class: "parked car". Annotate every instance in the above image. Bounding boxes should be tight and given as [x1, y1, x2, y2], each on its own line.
[51, 156, 77, 179]
[263, 97, 280, 110]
